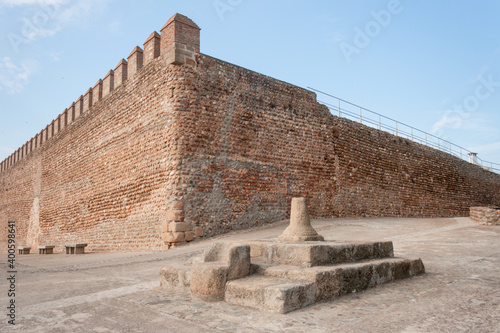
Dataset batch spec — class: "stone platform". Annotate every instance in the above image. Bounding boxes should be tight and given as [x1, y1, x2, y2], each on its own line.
[160, 240, 425, 313]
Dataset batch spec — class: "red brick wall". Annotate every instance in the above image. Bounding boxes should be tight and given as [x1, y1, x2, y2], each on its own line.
[2, 14, 500, 253]
[0, 57, 188, 253]
[0, 150, 41, 250]
[173, 54, 500, 237]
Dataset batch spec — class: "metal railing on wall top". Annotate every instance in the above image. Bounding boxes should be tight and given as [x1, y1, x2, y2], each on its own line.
[308, 87, 500, 174]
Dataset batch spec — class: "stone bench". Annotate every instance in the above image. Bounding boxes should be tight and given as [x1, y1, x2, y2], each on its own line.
[64, 243, 88, 254]
[38, 245, 55, 254]
[17, 246, 31, 254]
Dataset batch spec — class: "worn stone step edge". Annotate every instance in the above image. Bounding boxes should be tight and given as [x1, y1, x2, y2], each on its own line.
[248, 241, 394, 267]
[225, 258, 425, 313]
[225, 275, 316, 314]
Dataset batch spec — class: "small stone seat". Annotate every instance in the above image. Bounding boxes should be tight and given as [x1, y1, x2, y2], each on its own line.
[17, 246, 31, 254]
[64, 243, 87, 254]
[38, 245, 55, 254]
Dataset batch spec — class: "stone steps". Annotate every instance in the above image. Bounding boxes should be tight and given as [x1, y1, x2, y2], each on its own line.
[225, 257, 424, 313]
[248, 240, 395, 267]
[225, 275, 317, 314]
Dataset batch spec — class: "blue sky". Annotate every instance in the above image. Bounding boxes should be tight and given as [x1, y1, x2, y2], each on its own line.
[1, 0, 499, 168]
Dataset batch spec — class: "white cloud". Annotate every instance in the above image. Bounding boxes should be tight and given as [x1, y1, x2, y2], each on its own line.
[431, 109, 498, 134]
[55, 0, 111, 27]
[431, 110, 463, 133]
[0, 57, 38, 93]
[5, 0, 111, 51]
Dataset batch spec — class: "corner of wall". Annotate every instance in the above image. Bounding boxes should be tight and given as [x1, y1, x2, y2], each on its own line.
[160, 13, 200, 66]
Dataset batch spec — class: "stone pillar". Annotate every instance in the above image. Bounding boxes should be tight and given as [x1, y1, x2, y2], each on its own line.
[278, 198, 324, 242]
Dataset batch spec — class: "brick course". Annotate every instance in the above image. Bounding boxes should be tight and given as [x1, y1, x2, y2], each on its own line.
[1, 13, 500, 252]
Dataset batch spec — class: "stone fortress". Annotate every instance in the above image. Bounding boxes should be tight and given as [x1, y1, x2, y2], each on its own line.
[1, 13, 500, 253]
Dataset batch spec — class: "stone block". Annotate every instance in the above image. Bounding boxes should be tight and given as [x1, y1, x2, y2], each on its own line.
[171, 201, 184, 210]
[190, 262, 228, 301]
[162, 232, 185, 243]
[161, 221, 169, 233]
[161, 232, 171, 242]
[193, 226, 203, 237]
[201, 242, 251, 279]
[166, 209, 185, 222]
[184, 231, 194, 242]
[226, 244, 251, 280]
[171, 232, 185, 243]
[225, 275, 316, 313]
[169, 221, 191, 232]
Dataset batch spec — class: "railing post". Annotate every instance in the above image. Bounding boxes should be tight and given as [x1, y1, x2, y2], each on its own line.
[395, 121, 398, 136]
[378, 115, 381, 130]
[438, 138, 440, 150]
[449, 143, 452, 154]
[338, 99, 340, 117]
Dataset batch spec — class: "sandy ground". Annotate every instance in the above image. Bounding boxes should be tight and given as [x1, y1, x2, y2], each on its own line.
[1, 216, 499, 333]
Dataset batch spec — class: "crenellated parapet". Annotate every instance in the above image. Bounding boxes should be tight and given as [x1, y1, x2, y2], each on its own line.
[0, 13, 200, 174]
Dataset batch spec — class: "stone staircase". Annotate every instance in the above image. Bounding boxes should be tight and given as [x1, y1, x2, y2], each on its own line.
[225, 241, 424, 313]
[160, 240, 425, 313]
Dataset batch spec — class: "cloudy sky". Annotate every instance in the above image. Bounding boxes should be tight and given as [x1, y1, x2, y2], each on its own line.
[1, 0, 499, 169]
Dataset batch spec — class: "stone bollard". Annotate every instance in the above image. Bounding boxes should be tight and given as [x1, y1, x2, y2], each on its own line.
[278, 197, 324, 242]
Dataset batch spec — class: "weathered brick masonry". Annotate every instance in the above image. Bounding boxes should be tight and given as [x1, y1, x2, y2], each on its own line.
[1, 14, 500, 252]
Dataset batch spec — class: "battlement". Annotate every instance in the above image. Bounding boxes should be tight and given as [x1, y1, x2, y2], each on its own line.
[0, 13, 200, 174]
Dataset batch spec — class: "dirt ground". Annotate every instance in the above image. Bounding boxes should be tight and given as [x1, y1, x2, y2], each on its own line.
[1, 216, 499, 333]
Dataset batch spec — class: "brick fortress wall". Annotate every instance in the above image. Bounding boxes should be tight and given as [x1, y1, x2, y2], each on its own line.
[1, 14, 500, 252]
[0, 14, 200, 252]
[174, 55, 500, 237]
